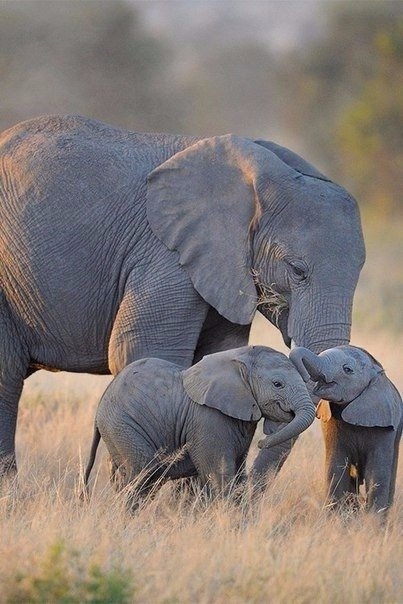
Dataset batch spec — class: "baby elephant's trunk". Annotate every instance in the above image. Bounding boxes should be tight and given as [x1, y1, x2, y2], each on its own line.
[289, 347, 326, 382]
[258, 394, 316, 449]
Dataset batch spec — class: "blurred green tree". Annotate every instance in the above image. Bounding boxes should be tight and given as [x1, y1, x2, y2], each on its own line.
[337, 22, 402, 215]
[280, 1, 403, 215]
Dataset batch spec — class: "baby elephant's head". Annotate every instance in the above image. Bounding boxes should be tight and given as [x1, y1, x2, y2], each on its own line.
[182, 346, 315, 449]
[290, 345, 402, 429]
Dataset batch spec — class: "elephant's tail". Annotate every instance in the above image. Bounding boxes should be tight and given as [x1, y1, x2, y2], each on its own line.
[81, 424, 101, 500]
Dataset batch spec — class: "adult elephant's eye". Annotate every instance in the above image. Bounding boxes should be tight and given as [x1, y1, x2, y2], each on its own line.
[293, 266, 305, 278]
[288, 260, 308, 282]
[343, 364, 354, 374]
[272, 380, 284, 388]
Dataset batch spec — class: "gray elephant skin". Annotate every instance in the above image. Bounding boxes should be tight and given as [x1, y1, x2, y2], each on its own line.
[83, 346, 315, 506]
[290, 346, 402, 514]
[0, 115, 365, 475]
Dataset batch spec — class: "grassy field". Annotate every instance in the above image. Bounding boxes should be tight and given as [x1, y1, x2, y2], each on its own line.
[0, 217, 402, 603]
[0, 320, 401, 603]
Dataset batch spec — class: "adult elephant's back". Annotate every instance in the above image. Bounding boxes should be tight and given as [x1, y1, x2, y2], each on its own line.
[0, 115, 200, 373]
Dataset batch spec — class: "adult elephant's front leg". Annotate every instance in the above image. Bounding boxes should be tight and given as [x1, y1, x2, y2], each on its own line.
[193, 307, 251, 363]
[108, 272, 208, 374]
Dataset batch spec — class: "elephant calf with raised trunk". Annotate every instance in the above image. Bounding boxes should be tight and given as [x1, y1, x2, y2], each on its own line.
[290, 345, 402, 514]
[84, 346, 315, 508]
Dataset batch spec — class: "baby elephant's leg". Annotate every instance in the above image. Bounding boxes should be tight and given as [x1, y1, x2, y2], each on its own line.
[124, 464, 164, 514]
[322, 423, 359, 511]
[194, 449, 239, 499]
[211, 458, 239, 498]
[365, 436, 396, 515]
[326, 452, 358, 510]
[105, 429, 164, 512]
[189, 411, 248, 500]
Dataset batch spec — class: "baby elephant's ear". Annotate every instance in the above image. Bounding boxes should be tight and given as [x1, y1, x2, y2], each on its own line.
[182, 349, 261, 421]
[342, 372, 402, 429]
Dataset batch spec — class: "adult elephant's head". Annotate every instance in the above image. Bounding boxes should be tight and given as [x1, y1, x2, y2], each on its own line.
[147, 135, 365, 353]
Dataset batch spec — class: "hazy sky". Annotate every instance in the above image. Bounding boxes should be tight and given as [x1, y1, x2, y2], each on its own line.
[136, 0, 325, 52]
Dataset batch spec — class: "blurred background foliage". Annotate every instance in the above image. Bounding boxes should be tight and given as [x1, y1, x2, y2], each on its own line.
[280, 0, 402, 217]
[0, 0, 401, 331]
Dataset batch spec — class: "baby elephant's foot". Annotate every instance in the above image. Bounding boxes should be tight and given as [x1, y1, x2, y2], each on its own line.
[325, 493, 363, 521]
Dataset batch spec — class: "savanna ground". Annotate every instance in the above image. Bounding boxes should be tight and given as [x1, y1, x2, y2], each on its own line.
[0, 216, 402, 603]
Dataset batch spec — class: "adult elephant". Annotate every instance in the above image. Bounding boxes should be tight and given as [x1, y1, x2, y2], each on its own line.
[0, 115, 365, 476]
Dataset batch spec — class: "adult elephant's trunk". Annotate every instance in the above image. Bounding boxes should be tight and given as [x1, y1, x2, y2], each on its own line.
[289, 347, 327, 382]
[258, 394, 316, 449]
[287, 291, 353, 355]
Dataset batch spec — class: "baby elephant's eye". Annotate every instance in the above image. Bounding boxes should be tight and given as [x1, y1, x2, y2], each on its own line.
[343, 364, 354, 374]
[272, 380, 284, 388]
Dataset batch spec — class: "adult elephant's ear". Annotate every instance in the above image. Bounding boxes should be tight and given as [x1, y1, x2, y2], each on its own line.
[147, 134, 292, 325]
[342, 373, 402, 429]
[182, 348, 261, 421]
[254, 140, 331, 182]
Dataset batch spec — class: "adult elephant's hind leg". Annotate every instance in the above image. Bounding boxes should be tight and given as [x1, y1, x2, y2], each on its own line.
[0, 378, 24, 478]
[108, 274, 207, 374]
[0, 309, 28, 477]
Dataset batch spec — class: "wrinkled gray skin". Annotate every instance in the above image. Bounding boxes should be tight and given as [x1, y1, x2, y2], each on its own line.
[84, 346, 315, 506]
[0, 115, 365, 476]
[290, 346, 402, 514]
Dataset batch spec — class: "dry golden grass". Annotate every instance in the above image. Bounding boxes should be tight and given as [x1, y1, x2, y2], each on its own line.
[0, 328, 401, 603]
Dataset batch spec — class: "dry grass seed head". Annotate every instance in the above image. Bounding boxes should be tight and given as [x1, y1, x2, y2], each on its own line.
[251, 268, 288, 326]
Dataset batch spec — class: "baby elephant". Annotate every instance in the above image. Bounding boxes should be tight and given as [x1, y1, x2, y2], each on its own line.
[290, 345, 402, 514]
[84, 346, 315, 506]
